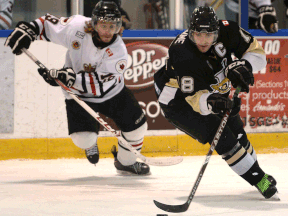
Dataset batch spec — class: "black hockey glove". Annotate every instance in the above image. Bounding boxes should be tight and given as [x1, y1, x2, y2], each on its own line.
[256, 5, 278, 33]
[38, 68, 58, 87]
[225, 60, 254, 93]
[5, 21, 38, 55]
[38, 67, 76, 88]
[207, 93, 241, 117]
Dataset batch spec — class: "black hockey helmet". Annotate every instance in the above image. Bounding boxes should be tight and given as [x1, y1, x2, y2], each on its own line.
[92, 1, 122, 34]
[188, 6, 219, 44]
[95, 0, 122, 8]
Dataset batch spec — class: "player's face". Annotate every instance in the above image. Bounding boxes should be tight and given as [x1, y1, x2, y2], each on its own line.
[95, 21, 118, 43]
[192, 32, 216, 53]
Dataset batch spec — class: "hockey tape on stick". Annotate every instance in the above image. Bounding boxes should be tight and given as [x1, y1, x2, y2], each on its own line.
[21, 48, 183, 166]
[154, 86, 242, 212]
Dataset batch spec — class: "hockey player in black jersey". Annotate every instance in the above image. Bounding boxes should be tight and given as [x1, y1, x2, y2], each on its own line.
[154, 6, 278, 198]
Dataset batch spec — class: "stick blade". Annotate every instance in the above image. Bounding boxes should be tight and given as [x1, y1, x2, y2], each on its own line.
[144, 156, 183, 166]
[153, 200, 189, 213]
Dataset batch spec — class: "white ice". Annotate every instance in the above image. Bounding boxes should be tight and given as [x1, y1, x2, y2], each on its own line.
[0, 153, 287, 216]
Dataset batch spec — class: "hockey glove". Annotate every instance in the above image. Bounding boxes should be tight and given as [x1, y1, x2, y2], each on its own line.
[256, 5, 278, 33]
[48, 68, 76, 88]
[207, 93, 241, 117]
[225, 60, 254, 93]
[5, 21, 38, 55]
[38, 68, 58, 87]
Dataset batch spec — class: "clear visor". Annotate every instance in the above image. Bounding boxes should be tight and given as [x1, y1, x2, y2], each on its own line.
[188, 29, 218, 44]
[92, 16, 122, 34]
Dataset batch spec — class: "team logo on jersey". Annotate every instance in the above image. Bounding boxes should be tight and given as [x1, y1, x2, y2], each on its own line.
[72, 40, 81, 50]
[105, 48, 113, 57]
[116, 59, 127, 73]
[222, 20, 229, 26]
[210, 70, 231, 94]
[83, 63, 96, 72]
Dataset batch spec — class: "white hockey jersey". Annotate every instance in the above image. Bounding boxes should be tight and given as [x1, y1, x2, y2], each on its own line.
[32, 14, 128, 103]
[0, 0, 13, 29]
[225, 0, 272, 18]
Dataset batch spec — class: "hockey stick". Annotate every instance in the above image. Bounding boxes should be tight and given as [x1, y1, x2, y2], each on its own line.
[154, 86, 242, 212]
[22, 48, 183, 166]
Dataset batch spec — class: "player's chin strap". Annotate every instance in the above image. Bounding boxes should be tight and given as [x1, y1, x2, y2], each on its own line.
[21, 48, 183, 167]
[154, 86, 242, 213]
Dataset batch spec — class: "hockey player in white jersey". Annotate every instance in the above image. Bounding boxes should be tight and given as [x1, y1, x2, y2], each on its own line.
[4, 1, 150, 175]
[225, 0, 278, 33]
[0, 0, 14, 29]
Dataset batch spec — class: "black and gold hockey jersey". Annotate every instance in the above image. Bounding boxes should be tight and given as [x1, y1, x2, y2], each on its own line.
[154, 20, 260, 114]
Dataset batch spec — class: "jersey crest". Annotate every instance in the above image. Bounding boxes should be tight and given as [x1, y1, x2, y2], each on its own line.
[83, 63, 96, 72]
[210, 70, 231, 94]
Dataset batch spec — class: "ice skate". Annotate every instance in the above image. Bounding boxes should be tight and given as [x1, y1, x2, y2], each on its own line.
[85, 143, 99, 165]
[255, 174, 278, 199]
[111, 145, 150, 175]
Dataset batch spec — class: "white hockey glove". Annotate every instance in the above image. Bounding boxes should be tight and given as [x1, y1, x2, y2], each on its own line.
[5, 21, 38, 55]
[48, 68, 76, 88]
[256, 6, 278, 33]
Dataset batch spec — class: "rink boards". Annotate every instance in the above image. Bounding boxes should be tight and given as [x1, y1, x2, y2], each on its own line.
[0, 31, 288, 160]
[0, 133, 288, 160]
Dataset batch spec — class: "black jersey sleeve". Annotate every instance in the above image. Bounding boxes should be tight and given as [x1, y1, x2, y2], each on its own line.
[220, 20, 254, 59]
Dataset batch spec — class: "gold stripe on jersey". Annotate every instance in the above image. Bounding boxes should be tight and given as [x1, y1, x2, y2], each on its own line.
[244, 38, 265, 56]
[226, 147, 246, 165]
[247, 144, 253, 154]
[185, 90, 209, 114]
[165, 78, 179, 88]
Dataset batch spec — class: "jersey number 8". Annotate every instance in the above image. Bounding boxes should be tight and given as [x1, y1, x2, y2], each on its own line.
[180, 76, 194, 93]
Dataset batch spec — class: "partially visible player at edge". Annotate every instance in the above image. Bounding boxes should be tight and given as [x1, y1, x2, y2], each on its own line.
[154, 6, 278, 198]
[0, 0, 14, 30]
[4, 1, 150, 175]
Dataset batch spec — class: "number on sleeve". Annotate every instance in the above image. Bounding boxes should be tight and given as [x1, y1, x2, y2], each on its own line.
[7, 1, 14, 13]
[45, 14, 59, 25]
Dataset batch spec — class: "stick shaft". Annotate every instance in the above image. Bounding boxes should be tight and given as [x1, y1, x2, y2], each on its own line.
[154, 86, 241, 212]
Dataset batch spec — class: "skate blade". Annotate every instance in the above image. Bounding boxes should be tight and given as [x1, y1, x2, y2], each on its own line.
[116, 170, 152, 176]
[270, 192, 280, 201]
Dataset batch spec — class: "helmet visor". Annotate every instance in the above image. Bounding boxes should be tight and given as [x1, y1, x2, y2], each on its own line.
[189, 29, 218, 44]
[92, 15, 122, 34]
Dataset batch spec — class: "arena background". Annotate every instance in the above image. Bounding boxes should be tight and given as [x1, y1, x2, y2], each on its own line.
[0, 1, 287, 160]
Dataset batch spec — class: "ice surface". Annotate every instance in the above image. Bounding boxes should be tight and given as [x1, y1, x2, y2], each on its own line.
[0, 154, 287, 216]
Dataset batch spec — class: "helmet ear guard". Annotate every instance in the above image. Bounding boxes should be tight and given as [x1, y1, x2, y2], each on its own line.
[92, 1, 122, 34]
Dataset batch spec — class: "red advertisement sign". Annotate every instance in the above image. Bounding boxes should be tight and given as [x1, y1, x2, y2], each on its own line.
[234, 38, 288, 133]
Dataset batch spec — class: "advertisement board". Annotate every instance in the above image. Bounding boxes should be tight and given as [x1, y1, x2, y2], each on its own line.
[237, 38, 288, 133]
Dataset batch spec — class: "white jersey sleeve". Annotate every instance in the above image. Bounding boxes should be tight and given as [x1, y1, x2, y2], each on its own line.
[0, 0, 14, 30]
[31, 14, 89, 49]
